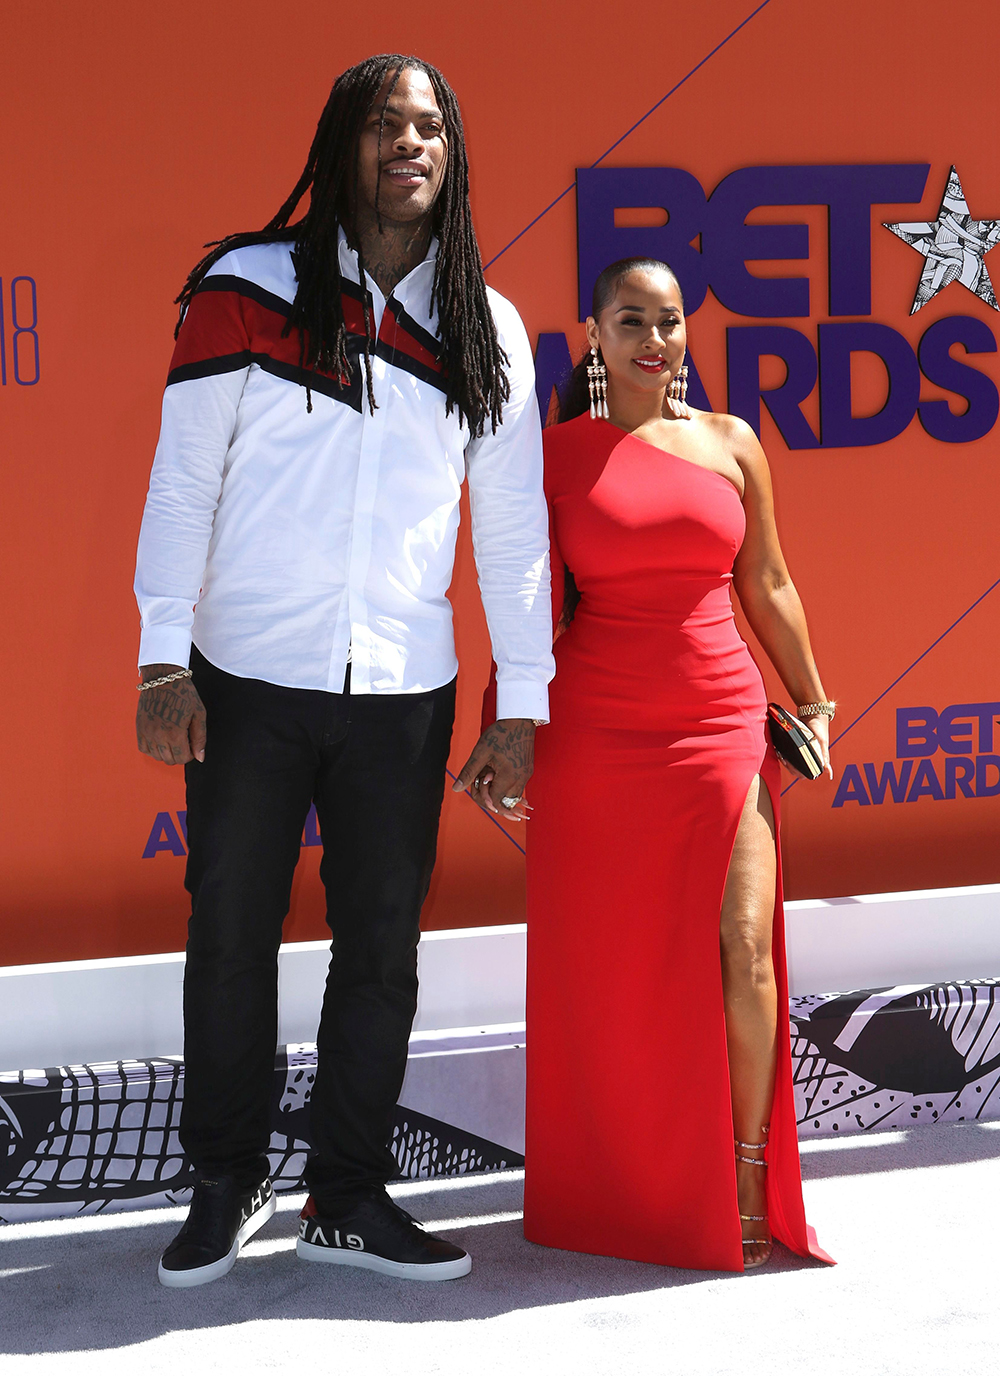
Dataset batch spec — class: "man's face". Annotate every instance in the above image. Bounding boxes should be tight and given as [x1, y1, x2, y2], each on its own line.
[356, 68, 449, 226]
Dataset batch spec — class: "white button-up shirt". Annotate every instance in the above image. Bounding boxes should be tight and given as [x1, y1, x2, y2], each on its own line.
[134, 232, 554, 720]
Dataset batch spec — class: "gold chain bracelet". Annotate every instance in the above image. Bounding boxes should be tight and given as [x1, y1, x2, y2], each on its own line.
[137, 669, 193, 692]
[797, 701, 836, 719]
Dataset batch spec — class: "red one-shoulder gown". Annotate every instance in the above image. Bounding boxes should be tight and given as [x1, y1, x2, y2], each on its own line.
[523, 414, 831, 1271]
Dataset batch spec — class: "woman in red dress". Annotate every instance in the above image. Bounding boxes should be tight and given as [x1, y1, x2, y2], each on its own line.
[508, 258, 833, 1271]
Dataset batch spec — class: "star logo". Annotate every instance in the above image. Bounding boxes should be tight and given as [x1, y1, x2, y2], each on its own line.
[884, 166, 1000, 314]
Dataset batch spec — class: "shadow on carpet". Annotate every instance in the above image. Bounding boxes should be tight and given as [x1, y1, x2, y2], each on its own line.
[0, 1184, 808, 1352]
[4, 1121, 997, 1356]
[798, 1119, 1000, 1181]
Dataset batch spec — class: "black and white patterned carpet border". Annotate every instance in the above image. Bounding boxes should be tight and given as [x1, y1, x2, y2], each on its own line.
[1, 979, 997, 1221]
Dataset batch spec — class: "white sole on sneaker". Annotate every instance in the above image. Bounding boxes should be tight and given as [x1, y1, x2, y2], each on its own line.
[157, 1192, 276, 1288]
[296, 1235, 472, 1281]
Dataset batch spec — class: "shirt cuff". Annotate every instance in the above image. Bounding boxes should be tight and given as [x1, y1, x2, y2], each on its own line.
[138, 625, 193, 671]
[495, 680, 549, 724]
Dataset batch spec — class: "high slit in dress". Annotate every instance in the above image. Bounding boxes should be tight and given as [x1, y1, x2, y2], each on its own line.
[522, 414, 832, 1271]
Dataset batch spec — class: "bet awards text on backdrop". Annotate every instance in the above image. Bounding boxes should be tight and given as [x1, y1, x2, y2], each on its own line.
[534, 163, 1000, 449]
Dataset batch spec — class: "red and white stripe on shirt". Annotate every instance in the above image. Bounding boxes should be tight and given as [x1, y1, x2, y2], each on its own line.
[135, 232, 554, 719]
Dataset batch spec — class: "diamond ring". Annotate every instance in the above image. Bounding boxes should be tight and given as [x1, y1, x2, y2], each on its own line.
[501, 795, 522, 809]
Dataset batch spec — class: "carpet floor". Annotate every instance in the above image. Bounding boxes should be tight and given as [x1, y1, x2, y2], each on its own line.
[1, 1121, 997, 1376]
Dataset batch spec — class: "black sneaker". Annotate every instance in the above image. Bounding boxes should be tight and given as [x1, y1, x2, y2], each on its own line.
[157, 1173, 275, 1288]
[296, 1190, 471, 1281]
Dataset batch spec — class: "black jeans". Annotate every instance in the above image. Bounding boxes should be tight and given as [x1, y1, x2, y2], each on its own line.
[180, 646, 455, 1212]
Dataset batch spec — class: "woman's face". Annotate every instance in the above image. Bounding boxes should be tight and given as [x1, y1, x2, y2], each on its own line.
[585, 269, 686, 397]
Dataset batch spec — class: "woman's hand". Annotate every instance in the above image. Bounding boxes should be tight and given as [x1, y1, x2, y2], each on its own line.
[800, 714, 834, 781]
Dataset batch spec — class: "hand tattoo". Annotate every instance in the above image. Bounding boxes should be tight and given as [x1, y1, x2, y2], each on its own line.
[138, 679, 199, 730]
[136, 663, 206, 763]
[481, 719, 535, 778]
[453, 718, 537, 816]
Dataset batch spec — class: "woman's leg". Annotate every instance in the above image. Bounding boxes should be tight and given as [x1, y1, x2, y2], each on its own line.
[719, 775, 778, 1267]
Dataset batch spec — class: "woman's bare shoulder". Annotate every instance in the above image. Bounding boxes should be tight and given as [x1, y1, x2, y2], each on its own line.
[689, 409, 759, 450]
[690, 409, 768, 476]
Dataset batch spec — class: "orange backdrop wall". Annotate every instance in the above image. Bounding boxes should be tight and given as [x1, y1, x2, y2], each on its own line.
[3, 0, 1000, 964]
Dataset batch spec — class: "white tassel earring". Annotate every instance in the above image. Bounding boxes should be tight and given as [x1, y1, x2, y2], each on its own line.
[587, 347, 609, 420]
[666, 362, 691, 419]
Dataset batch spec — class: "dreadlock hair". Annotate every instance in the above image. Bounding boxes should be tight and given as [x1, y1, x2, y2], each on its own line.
[558, 257, 684, 424]
[174, 54, 509, 437]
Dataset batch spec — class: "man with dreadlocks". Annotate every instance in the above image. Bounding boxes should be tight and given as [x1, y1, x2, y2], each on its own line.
[134, 55, 553, 1287]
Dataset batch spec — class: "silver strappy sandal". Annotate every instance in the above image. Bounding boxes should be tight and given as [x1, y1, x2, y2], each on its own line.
[735, 1124, 773, 1270]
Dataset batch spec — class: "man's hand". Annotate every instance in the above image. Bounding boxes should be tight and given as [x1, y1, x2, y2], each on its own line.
[136, 663, 207, 765]
[452, 719, 536, 822]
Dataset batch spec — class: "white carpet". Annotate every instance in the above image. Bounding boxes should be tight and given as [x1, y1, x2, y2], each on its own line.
[1, 1121, 997, 1376]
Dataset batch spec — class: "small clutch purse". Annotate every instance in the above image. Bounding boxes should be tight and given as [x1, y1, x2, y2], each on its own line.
[766, 703, 824, 780]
